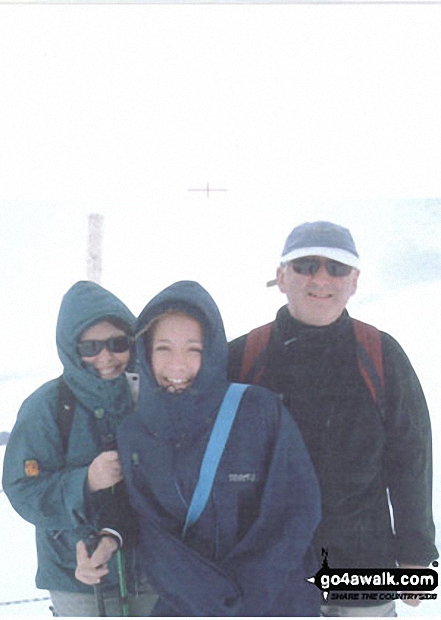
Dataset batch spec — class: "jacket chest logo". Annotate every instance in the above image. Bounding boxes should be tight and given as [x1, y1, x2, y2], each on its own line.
[228, 473, 257, 483]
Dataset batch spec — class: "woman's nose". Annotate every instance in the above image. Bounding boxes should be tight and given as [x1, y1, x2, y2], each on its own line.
[95, 346, 115, 361]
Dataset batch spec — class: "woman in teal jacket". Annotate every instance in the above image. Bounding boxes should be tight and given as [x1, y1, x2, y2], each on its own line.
[2, 281, 157, 616]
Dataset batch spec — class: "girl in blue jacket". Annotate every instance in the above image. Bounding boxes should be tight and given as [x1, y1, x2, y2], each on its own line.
[2, 281, 157, 616]
[115, 280, 322, 616]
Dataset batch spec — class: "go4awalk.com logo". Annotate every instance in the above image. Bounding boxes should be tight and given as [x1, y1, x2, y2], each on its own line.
[307, 549, 438, 602]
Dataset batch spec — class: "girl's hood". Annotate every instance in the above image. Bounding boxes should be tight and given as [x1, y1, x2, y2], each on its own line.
[135, 281, 230, 443]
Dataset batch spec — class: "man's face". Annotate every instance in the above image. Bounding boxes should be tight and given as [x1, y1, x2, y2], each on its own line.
[276, 256, 359, 326]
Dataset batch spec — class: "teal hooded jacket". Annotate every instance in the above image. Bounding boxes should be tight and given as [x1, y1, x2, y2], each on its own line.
[2, 281, 141, 593]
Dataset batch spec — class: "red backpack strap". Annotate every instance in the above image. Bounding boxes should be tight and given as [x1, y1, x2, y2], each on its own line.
[239, 321, 274, 384]
[352, 319, 385, 416]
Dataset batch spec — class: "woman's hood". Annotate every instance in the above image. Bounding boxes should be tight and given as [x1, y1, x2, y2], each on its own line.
[135, 281, 229, 442]
[56, 280, 136, 414]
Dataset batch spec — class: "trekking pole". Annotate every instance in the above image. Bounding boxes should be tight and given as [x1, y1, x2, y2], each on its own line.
[94, 583, 106, 617]
[85, 534, 107, 617]
[103, 433, 130, 617]
[116, 548, 129, 617]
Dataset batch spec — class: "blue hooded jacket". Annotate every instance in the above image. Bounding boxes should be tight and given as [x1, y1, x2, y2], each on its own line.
[2, 281, 141, 593]
[117, 281, 322, 616]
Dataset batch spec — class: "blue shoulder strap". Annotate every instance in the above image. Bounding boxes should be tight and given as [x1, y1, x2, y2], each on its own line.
[182, 383, 248, 539]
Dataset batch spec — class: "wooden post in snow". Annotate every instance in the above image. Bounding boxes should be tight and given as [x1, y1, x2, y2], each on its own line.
[87, 213, 104, 284]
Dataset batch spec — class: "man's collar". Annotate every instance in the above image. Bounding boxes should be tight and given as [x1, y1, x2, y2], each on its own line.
[276, 305, 350, 343]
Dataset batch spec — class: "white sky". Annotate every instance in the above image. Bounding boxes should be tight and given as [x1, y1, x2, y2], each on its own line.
[1, 3, 441, 378]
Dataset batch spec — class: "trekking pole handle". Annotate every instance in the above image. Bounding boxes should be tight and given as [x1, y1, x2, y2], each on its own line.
[103, 434, 117, 451]
[84, 534, 107, 617]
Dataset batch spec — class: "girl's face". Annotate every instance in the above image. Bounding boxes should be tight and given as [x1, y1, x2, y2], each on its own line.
[79, 320, 131, 380]
[151, 313, 203, 393]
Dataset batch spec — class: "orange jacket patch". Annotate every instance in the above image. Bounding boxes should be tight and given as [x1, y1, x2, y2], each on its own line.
[24, 459, 40, 477]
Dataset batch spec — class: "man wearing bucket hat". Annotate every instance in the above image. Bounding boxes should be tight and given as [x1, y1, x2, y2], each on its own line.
[228, 221, 437, 617]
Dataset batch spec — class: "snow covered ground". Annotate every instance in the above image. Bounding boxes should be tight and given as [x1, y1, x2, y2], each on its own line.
[0, 281, 440, 617]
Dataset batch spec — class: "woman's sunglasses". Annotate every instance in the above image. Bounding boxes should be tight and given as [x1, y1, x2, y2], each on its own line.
[291, 257, 353, 277]
[77, 335, 133, 358]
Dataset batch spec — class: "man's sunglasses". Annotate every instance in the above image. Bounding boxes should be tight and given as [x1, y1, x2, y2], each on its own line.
[77, 335, 133, 358]
[291, 257, 353, 277]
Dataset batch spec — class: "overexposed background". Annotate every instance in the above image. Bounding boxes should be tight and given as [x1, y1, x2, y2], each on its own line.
[1, 3, 441, 616]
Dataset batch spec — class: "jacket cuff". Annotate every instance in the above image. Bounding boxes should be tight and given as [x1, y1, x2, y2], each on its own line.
[99, 528, 123, 549]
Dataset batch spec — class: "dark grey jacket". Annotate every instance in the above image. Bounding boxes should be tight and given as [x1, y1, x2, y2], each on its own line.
[228, 307, 437, 585]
